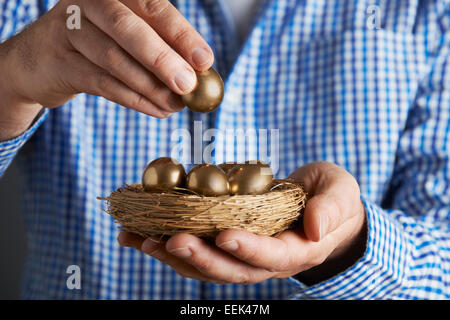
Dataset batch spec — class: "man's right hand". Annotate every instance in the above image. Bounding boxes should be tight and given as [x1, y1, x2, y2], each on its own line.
[0, 0, 214, 140]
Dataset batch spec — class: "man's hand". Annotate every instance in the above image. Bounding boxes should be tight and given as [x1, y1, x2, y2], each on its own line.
[0, 0, 213, 140]
[118, 162, 367, 285]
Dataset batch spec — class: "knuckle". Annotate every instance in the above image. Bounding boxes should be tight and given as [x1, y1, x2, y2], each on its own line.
[96, 73, 112, 92]
[108, 8, 136, 33]
[151, 49, 171, 69]
[103, 46, 122, 68]
[235, 270, 252, 285]
[268, 244, 291, 272]
[172, 27, 191, 44]
[240, 246, 258, 261]
[330, 197, 345, 227]
[193, 257, 212, 273]
[130, 94, 147, 110]
[84, 73, 100, 93]
[311, 253, 327, 267]
[140, 0, 170, 19]
[272, 255, 291, 272]
[143, 78, 160, 98]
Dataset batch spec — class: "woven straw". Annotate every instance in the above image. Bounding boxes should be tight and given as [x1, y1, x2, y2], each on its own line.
[98, 179, 306, 239]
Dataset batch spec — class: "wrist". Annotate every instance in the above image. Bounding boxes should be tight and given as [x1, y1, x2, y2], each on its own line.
[0, 43, 43, 141]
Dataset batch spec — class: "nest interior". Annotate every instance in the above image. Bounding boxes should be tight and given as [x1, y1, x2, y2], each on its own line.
[98, 179, 307, 239]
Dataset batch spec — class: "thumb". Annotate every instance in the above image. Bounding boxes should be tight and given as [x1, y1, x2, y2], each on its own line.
[302, 193, 343, 242]
[289, 162, 361, 242]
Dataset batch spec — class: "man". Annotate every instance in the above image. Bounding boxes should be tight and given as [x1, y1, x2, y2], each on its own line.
[0, 0, 448, 299]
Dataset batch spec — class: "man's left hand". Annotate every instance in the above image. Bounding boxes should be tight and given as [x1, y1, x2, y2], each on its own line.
[118, 162, 367, 284]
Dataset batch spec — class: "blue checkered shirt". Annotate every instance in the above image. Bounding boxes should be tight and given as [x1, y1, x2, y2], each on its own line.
[1, 0, 449, 300]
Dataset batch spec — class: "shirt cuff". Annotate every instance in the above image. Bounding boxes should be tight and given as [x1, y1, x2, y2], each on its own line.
[0, 108, 48, 174]
[288, 197, 412, 299]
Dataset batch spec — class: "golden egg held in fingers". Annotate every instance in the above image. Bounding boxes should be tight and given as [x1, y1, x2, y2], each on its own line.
[142, 157, 186, 192]
[182, 68, 224, 113]
[186, 164, 230, 196]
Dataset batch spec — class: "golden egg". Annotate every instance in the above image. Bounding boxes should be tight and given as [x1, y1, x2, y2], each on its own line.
[218, 162, 239, 175]
[227, 163, 274, 195]
[142, 157, 186, 192]
[245, 160, 267, 165]
[181, 68, 224, 113]
[186, 164, 230, 196]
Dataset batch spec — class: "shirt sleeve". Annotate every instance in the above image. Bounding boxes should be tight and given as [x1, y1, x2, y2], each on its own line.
[0, 109, 48, 178]
[289, 7, 450, 300]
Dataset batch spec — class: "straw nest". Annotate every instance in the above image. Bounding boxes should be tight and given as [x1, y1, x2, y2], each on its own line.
[98, 179, 306, 239]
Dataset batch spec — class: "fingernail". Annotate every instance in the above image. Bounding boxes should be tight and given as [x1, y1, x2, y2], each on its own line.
[218, 240, 239, 251]
[119, 238, 135, 249]
[147, 237, 161, 244]
[169, 247, 192, 258]
[192, 47, 212, 68]
[160, 111, 172, 119]
[174, 68, 197, 94]
[168, 94, 185, 111]
[141, 238, 159, 254]
[319, 213, 329, 240]
[120, 241, 132, 248]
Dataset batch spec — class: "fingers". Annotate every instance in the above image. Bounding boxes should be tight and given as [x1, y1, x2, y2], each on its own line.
[215, 229, 322, 272]
[118, 230, 334, 284]
[120, 0, 214, 70]
[67, 18, 184, 114]
[140, 237, 223, 283]
[215, 229, 293, 272]
[164, 233, 273, 284]
[118, 232, 218, 283]
[118, 231, 145, 249]
[82, 0, 197, 95]
[66, 51, 170, 118]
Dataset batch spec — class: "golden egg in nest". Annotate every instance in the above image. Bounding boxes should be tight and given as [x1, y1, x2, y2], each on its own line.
[218, 162, 239, 175]
[218, 161, 265, 174]
[142, 157, 186, 192]
[181, 68, 224, 113]
[186, 164, 230, 196]
[227, 162, 274, 195]
[245, 160, 267, 165]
